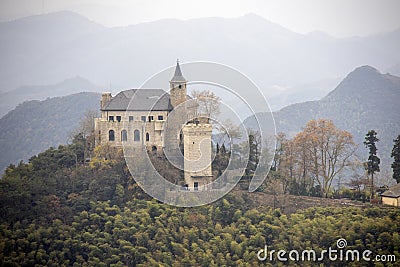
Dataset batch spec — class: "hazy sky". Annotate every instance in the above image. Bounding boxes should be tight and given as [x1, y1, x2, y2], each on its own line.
[1, 0, 399, 37]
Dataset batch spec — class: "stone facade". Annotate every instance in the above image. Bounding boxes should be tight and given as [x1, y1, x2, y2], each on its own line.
[182, 123, 213, 190]
[94, 61, 213, 189]
[94, 109, 168, 150]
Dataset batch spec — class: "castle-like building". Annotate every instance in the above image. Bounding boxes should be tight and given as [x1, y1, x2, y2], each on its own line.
[94, 61, 213, 190]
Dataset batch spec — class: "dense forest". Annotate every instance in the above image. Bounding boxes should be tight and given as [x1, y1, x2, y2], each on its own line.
[1, 124, 399, 266]
[1, 199, 399, 266]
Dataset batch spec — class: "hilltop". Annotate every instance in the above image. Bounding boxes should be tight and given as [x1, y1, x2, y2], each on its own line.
[246, 65, 400, 181]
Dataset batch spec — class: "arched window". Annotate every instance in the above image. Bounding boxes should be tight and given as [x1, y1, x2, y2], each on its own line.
[146, 132, 150, 142]
[121, 130, 127, 142]
[134, 129, 140, 142]
[109, 130, 115, 141]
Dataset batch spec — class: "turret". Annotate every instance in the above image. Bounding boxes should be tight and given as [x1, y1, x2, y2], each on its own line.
[169, 60, 187, 108]
[182, 122, 213, 190]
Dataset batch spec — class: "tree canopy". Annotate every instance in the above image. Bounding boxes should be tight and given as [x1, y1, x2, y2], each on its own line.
[0, 122, 398, 266]
[391, 134, 400, 183]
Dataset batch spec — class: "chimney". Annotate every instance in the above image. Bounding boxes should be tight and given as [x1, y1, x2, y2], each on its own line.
[101, 92, 112, 109]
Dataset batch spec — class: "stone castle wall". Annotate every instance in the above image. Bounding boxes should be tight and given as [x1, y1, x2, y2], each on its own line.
[182, 123, 213, 190]
[95, 110, 168, 150]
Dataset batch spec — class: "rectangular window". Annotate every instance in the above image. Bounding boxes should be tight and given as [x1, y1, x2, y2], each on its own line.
[116, 116, 121, 122]
[141, 116, 146, 122]
[148, 116, 154, 122]
[109, 116, 114, 122]
[194, 182, 199, 191]
[129, 116, 134, 122]
[158, 115, 164, 120]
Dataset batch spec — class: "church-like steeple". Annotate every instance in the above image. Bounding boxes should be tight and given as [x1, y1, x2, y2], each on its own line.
[170, 59, 187, 108]
[171, 59, 186, 82]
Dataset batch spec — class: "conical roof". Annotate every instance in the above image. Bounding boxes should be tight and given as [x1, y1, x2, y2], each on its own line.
[171, 60, 186, 82]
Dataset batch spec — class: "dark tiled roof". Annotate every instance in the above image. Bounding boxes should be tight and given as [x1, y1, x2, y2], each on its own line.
[381, 183, 400, 197]
[103, 89, 173, 111]
[171, 61, 186, 82]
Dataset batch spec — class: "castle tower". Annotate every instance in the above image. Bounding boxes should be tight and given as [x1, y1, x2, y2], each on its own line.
[182, 122, 213, 190]
[169, 60, 187, 109]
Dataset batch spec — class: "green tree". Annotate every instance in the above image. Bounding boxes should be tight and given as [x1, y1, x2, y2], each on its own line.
[364, 130, 380, 199]
[391, 134, 400, 183]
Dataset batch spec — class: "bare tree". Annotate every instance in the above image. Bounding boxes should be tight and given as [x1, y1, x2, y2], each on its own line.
[214, 119, 243, 151]
[68, 110, 99, 161]
[79, 110, 98, 138]
[191, 90, 221, 122]
[275, 133, 296, 193]
[294, 119, 357, 197]
[292, 132, 312, 194]
[68, 110, 98, 141]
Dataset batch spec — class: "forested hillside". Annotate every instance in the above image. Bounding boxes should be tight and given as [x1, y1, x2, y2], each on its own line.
[1, 4, 400, 267]
[0, 92, 99, 172]
[1, 201, 399, 266]
[246, 65, 400, 179]
[0, 136, 399, 266]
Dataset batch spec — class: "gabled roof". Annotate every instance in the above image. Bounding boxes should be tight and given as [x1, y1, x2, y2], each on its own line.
[171, 60, 186, 82]
[381, 183, 400, 198]
[102, 89, 173, 111]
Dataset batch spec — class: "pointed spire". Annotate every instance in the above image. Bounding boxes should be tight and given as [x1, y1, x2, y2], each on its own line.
[171, 59, 186, 82]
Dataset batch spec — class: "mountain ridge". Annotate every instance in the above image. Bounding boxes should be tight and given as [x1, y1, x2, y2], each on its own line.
[0, 92, 100, 172]
[246, 65, 400, 184]
[324, 66, 390, 97]
[1, 11, 400, 111]
[0, 76, 101, 117]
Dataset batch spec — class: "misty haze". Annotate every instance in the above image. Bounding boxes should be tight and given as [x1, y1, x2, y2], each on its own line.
[1, 2, 400, 266]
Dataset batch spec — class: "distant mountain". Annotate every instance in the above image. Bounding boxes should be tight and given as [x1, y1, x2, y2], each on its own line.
[0, 11, 105, 90]
[0, 92, 100, 172]
[245, 65, 400, 177]
[1, 12, 400, 110]
[267, 77, 342, 109]
[0, 76, 101, 117]
[387, 63, 400, 76]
